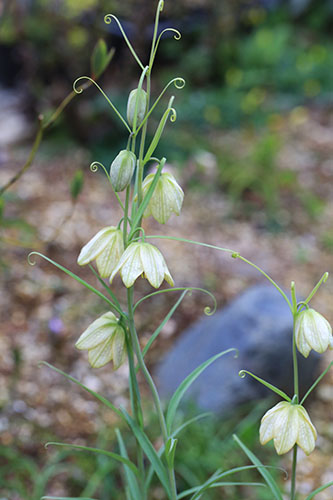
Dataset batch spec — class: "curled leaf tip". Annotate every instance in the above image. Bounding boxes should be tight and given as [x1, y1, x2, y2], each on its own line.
[323, 271, 329, 282]
[158, 0, 164, 12]
[233, 348, 239, 359]
[232, 252, 240, 259]
[27, 251, 38, 266]
[174, 77, 185, 89]
[104, 13, 113, 24]
[238, 370, 246, 378]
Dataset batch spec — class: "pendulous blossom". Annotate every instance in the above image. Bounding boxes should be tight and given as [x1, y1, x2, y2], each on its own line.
[110, 241, 174, 289]
[127, 88, 148, 128]
[295, 308, 333, 358]
[141, 172, 184, 224]
[77, 226, 124, 278]
[75, 312, 126, 369]
[260, 401, 317, 455]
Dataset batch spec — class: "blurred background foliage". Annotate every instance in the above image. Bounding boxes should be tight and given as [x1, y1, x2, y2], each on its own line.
[1, 0, 333, 225]
[1, 1, 333, 499]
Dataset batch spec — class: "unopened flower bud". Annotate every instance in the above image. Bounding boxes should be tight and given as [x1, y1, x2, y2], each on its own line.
[110, 150, 136, 192]
[127, 88, 148, 128]
[75, 312, 126, 369]
[260, 401, 317, 455]
[141, 172, 184, 224]
[295, 308, 333, 358]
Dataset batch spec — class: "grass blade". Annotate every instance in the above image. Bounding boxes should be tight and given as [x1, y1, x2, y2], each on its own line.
[40, 361, 124, 420]
[45, 442, 139, 475]
[305, 482, 333, 500]
[116, 428, 141, 500]
[121, 408, 172, 499]
[166, 349, 237, 434]
[233, 434, 283, 500]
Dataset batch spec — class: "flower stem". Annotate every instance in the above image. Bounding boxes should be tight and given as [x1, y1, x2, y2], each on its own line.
[290, 446, 297, 500]
[126, 287, 178, 500]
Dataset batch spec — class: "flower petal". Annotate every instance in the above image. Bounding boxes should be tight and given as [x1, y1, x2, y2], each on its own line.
[260, 402, 287, 445]
[75, 312, 117, 350]
[140, 244, 165, 288]
[273, 404, 299, 455]
[296, 406, 317, 455]
[78, 227, 116, 266]
[95, 230, 124, 278]
[88, 337, 114, 368]
[112, 327, 126, 370]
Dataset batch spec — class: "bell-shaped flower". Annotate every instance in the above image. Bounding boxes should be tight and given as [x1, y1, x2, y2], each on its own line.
[295, 308, 333, 358]
[110, 241, 174, 289]
[141, 172, 184, 224]
[77, 226, 124, 278]
[75, 312, 126, 369]
[127, 88, 148, 128]
[260, 401, 317, 455]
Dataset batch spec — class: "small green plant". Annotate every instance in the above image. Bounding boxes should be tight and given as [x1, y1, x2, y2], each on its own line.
[26, 2, 332, 499]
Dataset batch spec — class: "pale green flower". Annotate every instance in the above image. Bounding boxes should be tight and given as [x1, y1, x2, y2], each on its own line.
[110, 241, 174, 289]
[260, 401, 317, 455]
[141, 172, 184, 224]
[75, 312, 126, 369]
[77, 226, 124, 278]
[295, 308, 333, 358]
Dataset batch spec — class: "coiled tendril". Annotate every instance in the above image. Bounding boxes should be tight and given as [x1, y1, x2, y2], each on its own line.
[89, 161, 124, 211]
[151, 28, 182, 65]
[73, 76, 131, 133]
[104, 14, 144, 69]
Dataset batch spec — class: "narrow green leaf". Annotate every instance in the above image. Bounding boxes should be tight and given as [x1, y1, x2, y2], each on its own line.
[239, 370, 291, 401]
[91, 39, 115, 79]
[178, 482, 265, 499]
[141, 290, 188, 360]
[40, 361, 124, 420]
[28, 252, 122, 315]
[120, 408, 172, 499]
[233, 434, 283, 500]
[166, 349, 237, 434]
[115, 428, 141, 500]
[301, 361, 333, 405]
[305, 482, 333, 499]
[143, 101, 175, 164]
[165, 437, 177, 469]
[45, 442, 139, 475]
[129, 158, 165, 239]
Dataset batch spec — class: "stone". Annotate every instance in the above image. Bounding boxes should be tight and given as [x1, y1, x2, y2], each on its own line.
[155, 284, 320, 414]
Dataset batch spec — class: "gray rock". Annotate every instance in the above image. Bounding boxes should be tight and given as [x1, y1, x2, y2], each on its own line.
[156, 284, 320, 413]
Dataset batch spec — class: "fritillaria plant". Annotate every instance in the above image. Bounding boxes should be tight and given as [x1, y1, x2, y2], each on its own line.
[28, 2, 333, 499]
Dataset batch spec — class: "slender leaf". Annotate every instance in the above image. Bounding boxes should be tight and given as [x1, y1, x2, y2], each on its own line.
[239, 370, 291, 401]
[45, 442, 139, 475]
[40, 361, 124, 420]
[305, 482, 333, 499]
[116, 428, 141, 500]
[120, 408, 172, 499]
[178, 482, 265, 499]
[141, 290, 189, 359]
[233, 434, 283, 500]
[166, 349, 237, 434]
[301, 361, 333, 404]
[28, 252, 122, 315]
[42, 497, 98, 500]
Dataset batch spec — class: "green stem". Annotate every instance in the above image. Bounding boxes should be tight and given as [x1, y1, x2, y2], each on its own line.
[292, 315, 299, 401]
[137, 73, 151, 207]
[126, 287, 177, 500]
[290, 446, 297, 500]
[123, 186, 130, 248]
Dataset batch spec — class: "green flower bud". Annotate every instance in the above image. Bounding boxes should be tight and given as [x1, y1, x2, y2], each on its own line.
[110, 150, 136, 192]
[127, 88, 148, 128]
[260, 401, 317, 455]
[295, 308, 332, 358]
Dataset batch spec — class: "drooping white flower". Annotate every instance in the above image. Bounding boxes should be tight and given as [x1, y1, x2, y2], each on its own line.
[77, 226, 124, 278]
[141, 172, 184, 224]
[75, 312, 126, 369]
[110, 241, 174, 289]
[260, 401, 317, 455]
[295, 308, 333, 358]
